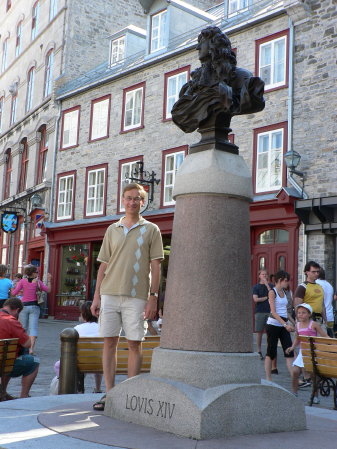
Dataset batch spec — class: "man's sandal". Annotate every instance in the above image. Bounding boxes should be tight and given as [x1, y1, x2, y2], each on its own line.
[93, 394, 106, 411]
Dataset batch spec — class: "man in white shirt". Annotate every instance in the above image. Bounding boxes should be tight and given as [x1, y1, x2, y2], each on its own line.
[316, 267, 334, 336]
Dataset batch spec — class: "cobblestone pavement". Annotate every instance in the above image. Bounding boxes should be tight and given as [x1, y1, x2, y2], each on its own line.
[6, 320, 336, 411]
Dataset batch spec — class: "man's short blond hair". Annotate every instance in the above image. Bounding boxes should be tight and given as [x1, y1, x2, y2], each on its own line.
[123, 183, 147, 200]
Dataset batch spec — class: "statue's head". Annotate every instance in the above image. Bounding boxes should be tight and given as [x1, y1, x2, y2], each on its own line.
[196, 26, 237, 68]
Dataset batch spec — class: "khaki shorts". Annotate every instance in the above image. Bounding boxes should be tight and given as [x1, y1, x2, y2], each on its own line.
[99, 295, 148, 341]
[255, 312, 270, 332]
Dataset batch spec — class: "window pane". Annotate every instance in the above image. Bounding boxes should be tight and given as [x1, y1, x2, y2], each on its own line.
[275, 229, 289, 243]
[259, 257, 265, 270]
[257, 230, 274, 245]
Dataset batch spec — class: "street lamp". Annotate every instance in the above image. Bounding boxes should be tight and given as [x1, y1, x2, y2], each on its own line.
[283, 149, 304, 178]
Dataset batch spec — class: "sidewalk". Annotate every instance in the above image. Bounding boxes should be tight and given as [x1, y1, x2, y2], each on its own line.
[2, 320, 337, 448]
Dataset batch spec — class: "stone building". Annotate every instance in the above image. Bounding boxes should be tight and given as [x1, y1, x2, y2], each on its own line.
[0, 0, 146, 280]
[2, 0, 336, 319]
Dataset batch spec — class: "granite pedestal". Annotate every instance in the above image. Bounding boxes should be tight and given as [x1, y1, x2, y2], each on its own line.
[104, 148, 306, 438]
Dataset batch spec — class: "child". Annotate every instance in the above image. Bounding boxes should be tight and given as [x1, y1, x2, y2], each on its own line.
[286, 303, 329, 399]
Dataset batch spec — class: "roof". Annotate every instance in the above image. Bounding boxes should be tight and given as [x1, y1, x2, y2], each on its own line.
[56, 0, 284, 100]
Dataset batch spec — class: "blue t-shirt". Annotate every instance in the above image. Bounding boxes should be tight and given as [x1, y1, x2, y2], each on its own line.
[252, 283, 273, 313]
[0, 278, 13, 299]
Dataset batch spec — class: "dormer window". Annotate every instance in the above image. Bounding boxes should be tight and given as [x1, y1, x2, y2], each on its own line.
[228, 0, 248, 16]
[150, 10, 167, 53]
[110, 36, 125, 65]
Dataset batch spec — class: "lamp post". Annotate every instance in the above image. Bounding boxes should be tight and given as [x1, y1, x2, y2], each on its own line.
[284, 149, 306, 198]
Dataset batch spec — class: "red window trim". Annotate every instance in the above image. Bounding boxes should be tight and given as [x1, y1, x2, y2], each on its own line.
[55, 170, 77, 222]
[252, 121, 288, 196]
[36, 125, 48, 184]
[83, 163, 108, 218]
[13, 216, 25, 273]
[18, 138, 29, 193]
[160, 145, 188, 208]
[117, 155, 144, 214]
[88, 94, 111, 142]
[60, 105, 81, 150]
[255, 29, 289, 93]
[120, 82, 146, 133]
[163, 66, 190, 122]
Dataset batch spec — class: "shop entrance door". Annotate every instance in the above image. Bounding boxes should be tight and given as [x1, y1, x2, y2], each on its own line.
[251, 228, 290, 285]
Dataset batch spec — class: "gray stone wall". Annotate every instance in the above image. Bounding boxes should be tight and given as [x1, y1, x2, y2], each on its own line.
[291, 0, 337, 198]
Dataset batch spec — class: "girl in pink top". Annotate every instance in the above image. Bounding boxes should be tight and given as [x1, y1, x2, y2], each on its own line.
[286, 303, 328, 396]
[12, 265, 52, 354]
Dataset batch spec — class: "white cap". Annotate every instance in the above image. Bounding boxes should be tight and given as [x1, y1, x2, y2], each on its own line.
[295, 303, 313, 314]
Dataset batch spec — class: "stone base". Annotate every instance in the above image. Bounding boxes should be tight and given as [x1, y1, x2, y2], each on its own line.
[104, 351, 306, 440]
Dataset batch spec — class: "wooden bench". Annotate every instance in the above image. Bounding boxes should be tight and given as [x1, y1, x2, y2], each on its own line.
[76, 335, 161, 393]
[0, 338, 19, 401]
[299, 335, 337, 409]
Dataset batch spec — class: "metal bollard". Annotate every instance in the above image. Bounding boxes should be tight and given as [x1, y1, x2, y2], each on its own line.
[58, 328, 79, 394]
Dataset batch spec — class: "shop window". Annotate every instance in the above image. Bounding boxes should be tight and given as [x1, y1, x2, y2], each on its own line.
[36, 125, 48, 184]
[89, 95, 110, 142]
[257, 229, 289, 245]
[56, 172, 75, 220]
[2, 38, 8, 73]
[58, 244, 89, 307]
[18, 138, 29, 193]
[14, 220, 25, 273]
[118, 157, 143, 213]
[3, 149, 12, 199]
[163, 67, 189, 120]
[150, 9, 167, 53]
[84, 165, 107, 217]
[0, 232, 8, 265]
[162, 147, 186, 206]
[0, 96, 4, 133]
[254, 123, 287, 194]
[60, 106, 80, 149]
[26, 67, 35, 113]
[50, 0, 58, 21]
[110, 36, 125, 66]
[31, 1, 40, 40]
[121, 83, 145, 132]
[16, 21, 22, 57]
[44, 50, 54, 97]
[256, 30, 288, 91]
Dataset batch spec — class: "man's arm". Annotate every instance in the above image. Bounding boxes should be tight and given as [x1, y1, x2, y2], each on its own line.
[21, 337, 32, 349]
[90, 262, 107, 318]
[294, 284, 306, 307]
[144, 259, 161, 320]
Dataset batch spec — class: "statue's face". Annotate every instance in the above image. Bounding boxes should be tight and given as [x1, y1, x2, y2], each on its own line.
[196, 36, 210, 62]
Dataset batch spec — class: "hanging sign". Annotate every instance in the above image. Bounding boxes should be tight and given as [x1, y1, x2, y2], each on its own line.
[1, 212, 19, 233]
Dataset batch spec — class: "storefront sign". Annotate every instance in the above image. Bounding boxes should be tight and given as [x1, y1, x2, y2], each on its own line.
[1, 212, 19, 233]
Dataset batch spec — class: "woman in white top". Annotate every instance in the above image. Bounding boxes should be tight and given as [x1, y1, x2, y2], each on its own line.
[265, 270, 295, 381]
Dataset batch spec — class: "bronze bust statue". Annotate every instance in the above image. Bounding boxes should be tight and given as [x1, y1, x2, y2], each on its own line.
[171, 26, 265, 153]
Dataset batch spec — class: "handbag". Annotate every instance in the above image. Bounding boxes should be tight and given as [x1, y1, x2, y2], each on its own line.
[36, 280, 44, 305]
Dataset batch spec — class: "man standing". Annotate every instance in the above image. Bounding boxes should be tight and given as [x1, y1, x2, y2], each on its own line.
[0, 298, 39, 399]
[316, 267, 334, 336]
[91, 183, 164, 411]
[294, 261, 325, 322]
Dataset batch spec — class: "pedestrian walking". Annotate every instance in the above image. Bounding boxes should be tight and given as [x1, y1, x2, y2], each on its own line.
[0, 264, 13, 308]
[265, 270, 294, 382]
[12, 265, 52, 354]
[90, 183, 164, 411]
